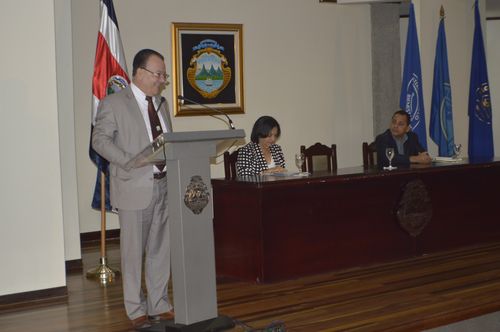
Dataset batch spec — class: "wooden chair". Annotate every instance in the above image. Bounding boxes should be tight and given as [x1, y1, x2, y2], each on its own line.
[300, 143, 337, 173]
[362, 141, 377, 168]
[223, 149, 239, 179]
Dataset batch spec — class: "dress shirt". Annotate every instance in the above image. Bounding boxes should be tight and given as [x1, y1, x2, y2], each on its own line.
[130, 83, 168, 173]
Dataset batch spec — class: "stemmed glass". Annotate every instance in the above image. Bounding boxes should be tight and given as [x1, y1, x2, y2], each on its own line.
[453, 143, 462, 159]
[295, 153, 305, 173]
[384, 147, 396, 170]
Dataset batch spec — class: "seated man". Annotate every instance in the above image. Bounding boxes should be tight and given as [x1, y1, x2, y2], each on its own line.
[375, 110, 432, 168]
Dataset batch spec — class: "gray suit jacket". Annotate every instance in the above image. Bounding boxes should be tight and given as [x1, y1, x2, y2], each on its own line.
[92, 86, 173, 210]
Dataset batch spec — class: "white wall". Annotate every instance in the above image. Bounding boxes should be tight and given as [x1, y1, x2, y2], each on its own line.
[0, 0, 66, 295]
[55, 0, 81, 262]
[72, 0, 374, 233]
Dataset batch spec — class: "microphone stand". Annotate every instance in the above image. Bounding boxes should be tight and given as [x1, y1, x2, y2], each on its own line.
[178, 95, 235, 130]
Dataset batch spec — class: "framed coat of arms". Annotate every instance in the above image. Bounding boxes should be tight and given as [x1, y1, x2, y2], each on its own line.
[171, 22, 244, 117]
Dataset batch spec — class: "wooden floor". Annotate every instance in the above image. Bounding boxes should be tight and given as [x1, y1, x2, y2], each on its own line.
[2, 240, 500, 332]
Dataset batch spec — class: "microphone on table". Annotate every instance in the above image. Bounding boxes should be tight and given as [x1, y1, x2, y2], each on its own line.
[177, 95, 236, 130]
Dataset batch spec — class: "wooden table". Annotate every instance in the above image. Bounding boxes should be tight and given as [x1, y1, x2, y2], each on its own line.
[212, 159, 500, 283]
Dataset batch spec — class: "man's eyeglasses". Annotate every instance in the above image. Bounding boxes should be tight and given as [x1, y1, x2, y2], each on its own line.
[141, 67, 169, 80]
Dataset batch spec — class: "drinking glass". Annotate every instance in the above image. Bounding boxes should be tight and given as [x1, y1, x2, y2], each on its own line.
[384, 147, 396, 170]
[453, 143, 462, 159]
[295, 153, 305, 172]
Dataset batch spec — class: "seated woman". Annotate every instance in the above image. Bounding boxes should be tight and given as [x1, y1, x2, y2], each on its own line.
[237, 116, 286, 176]
[376, 110, 432, 168]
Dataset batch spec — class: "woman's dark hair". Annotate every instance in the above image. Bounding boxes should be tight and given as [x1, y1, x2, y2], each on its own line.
[250, 116, 281, 143]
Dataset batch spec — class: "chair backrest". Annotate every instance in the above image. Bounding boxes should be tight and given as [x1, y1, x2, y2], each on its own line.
[300, 142, 337, 173]
[362, 141, 377, 168]
[223, 149, 239, 179]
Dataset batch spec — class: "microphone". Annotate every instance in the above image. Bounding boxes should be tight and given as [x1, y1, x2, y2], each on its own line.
[156, 96, 165, 113]
[177, 95, 235, 130]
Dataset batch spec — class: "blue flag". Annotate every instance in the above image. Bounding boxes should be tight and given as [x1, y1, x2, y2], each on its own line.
[430, 8, 454, 157]
[400, 2, 427, 150]
[468, 0, 494, 159]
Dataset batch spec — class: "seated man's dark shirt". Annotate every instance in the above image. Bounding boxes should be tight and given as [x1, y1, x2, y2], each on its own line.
[375, 129, 425, 168]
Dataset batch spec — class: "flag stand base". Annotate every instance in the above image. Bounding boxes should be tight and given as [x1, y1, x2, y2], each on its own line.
[86, 257, 120, 286]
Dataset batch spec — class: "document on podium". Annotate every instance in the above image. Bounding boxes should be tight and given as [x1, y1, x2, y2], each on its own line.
[124, 135, 168, 169]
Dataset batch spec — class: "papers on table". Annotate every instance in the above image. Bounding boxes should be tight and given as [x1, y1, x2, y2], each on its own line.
[292, 172, 311, 177]
[263, 171, 310, 177]
[433, 156, 462, 163]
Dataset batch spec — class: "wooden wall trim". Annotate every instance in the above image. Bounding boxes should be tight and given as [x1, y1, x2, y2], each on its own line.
[0, 287, 67, 311]
[65, 259, 83, 273]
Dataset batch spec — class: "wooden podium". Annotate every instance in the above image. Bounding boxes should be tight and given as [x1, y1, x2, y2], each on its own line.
[128, 129, 245, 331]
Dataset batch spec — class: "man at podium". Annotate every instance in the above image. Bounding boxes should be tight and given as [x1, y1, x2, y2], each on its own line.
[92, 49, 174, 329]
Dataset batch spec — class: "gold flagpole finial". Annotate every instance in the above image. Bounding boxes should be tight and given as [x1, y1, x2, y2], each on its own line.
[440, 5, 445, 18]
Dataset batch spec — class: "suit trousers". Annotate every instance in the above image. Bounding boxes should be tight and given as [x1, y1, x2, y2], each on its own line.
[118, 176, 172, 320]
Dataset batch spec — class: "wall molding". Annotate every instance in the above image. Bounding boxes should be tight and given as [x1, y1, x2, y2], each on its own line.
[0, 287, 67, 310]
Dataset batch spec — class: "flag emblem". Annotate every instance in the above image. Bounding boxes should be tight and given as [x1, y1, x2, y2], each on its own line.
[107, 75, 128, 95]
[403, 73, 423, 129]
[439, 83, 452, 141]
[472, 83, 491, 124]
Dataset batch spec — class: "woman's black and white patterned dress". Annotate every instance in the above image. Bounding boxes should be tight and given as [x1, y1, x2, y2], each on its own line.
[236, 142, 286, 176]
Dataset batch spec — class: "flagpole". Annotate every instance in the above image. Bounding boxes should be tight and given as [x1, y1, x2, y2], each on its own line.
[86, 171, 120, 286]
[100, 172, 106, 259]
[87, 0, 127, 287]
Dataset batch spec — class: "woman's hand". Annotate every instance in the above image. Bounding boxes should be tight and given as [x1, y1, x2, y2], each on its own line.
[262, 166, 287, 174]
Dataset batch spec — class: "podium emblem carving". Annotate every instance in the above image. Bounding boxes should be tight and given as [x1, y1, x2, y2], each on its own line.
[184, 175, 210, 215]
[396, 179, 432, 237]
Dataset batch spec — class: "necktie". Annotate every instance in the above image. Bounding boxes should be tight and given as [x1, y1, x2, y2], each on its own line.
[146, 96, 165, 172]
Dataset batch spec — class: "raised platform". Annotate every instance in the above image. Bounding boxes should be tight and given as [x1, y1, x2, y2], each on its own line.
[212, 159, 500, 283]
